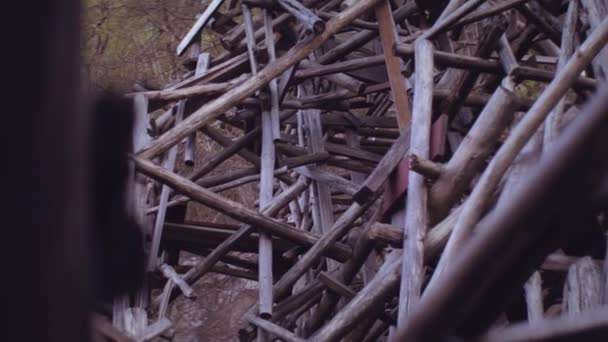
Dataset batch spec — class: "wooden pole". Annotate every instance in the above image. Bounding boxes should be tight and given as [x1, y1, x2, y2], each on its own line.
[138, 0, 388, 159]
[398, 38, 433, 322]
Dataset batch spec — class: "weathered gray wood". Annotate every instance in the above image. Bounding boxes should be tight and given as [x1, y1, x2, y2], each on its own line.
[299, 59, 365, 94]
[277, 0, 324, 34]
[273, 200, 373, 299]
[368, 222, 403, 247]
[477, 307, 608, 342]
[451, 0, 533, 30]
[409, 153, 442, 181]
[429, 77, 519, 222]
[398, 38, 433, 322]
[245, 312, 306, 342]
[563, 257, 603, 314]
[353, 129, 411, 204]
[420, 0, 485, 39]
[394, 44, 597, 90]
[139, 0, 388, 159]
[318, 272, 355, 300]
[142, 318, 172, 341]
[294, 166, 359, 196]
[524, 271, 544, 322]
[184, 53, 211, 167]
[497, 34, 518, 75]
[258, 109, 276, 319]
[127, 77, 243, 102]
[581, 0, 608, 82]
[147, 102, 184, 271]
[430, 17, 608, 281]
[188, 127, 260, 181]
[93, 314, 135, 342]
[310, 252, 402, 342]
[132, 156, 351, 261]
[177, 0, 226, 55]
[263, 7, 281, 141]
[544, 0, 579, 145]
[159, 264, 194, 298]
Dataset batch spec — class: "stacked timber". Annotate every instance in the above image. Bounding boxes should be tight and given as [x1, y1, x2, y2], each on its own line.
[109, 0, 608, 341]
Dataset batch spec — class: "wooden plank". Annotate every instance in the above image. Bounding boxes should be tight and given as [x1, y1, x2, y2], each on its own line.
[374, 0, 411, 128]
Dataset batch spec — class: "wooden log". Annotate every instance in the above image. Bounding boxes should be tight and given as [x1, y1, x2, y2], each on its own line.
[152, 179, 310, 309]
[541, 253, 604, 272]
[318, 272, 355, 300]
[431, 17, 608, 279]
[497, 34, 518, 75]
[303, 206, 383, 334]
[141, 318, 173, 342]
[441, 16, 507, 119]
[188, 127, 260, 181]
[391, 82, 608, 341]
[563, 257, 602, 314]
[147, 102, 184, 271]
[177, 0, 226, 55]
[132, 156, 351, 261]
[317, 2, 417, 64]
[159, 264, 194, 298]
[409, 153, 442, 181]
[294, 166, 359, 196]
[273, 200, 374, 300]
[263, 7, 281, 141]
[429, 77, 519, 222]
[325, 142, 382, 163]
[258, 109, 276, 320]
[277, 0, 324, 34]
[450, 0, 533, 30]
[420, 0, 485, 40]
[244, 312, 306, 342]
[353, 129, 411, 204]
[398, 38, 433, 322]
[310, 252, 402, 342]
[294, 55, 385, 81]
[127, 77, 243, 102]
[476, 307, 608, 342]
[367, 222, 402, 247]
[138, 0, 389, 159]
[92, 314, 136, 342]
[524, 271, 544, 322]
[394, 44, 597, 90]
[516, 2, 562, 45]
[543, 0, 579, 145]
[299, 59, 365, 94]
[185, 53, 211, 167]
[581, 0, 608, 82]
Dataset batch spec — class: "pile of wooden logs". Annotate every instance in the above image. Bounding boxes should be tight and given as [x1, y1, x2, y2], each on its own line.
[110, 0, 608, 340]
